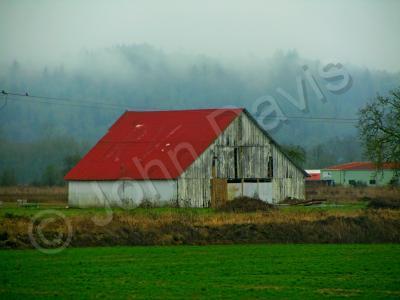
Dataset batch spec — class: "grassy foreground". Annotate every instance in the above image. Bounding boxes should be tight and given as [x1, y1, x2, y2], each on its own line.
[1, 205, 399, 247]
[0, 244, 399, 299]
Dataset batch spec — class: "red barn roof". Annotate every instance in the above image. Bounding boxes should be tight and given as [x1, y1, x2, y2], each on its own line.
[324, 161, 400, 171]
[65, 108, 243, 180]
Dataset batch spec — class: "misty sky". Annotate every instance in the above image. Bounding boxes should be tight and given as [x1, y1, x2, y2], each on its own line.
[1, 0, 399, 71]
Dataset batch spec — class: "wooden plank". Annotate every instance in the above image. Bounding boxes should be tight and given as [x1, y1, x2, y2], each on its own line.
[211, 178, 227, 208]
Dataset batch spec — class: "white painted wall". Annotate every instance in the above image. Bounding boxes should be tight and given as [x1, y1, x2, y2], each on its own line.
[68, 180, 177, 207]
[258, 182, 273, 203]
[227, 182, 273, 203]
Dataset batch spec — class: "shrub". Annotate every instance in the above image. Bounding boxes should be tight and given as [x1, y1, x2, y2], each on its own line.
[389, 175, 400, 187]
[0, 231, 8, 241]
[367, 198, 400, 209]
[4, 212, 16, 219]
[138, 199, 156, 208]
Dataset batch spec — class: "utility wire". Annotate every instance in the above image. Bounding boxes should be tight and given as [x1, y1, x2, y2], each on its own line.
[2, 90, 130, 110]
[1, 89, 359, 123]
[7, 95, 123, 111]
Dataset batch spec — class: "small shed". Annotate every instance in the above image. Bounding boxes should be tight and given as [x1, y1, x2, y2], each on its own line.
[65, 108, 307, 207]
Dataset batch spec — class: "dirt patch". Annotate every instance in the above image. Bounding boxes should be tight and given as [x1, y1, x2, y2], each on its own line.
[280, 197, 327, 206]
[218, 197, 275, 212]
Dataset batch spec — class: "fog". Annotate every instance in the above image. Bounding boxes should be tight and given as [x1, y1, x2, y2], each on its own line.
[1, 0, 399, 71]
[1, 0, 400, 183]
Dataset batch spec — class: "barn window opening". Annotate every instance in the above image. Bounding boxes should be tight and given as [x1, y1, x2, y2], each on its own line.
[212, 156, 216, 167]
[212, 155, 218, 178]
[228, 178, 271, 183]
[267, 156, 273, 178]
[234, 147, 239, 178]
[369, 179, 376, 185]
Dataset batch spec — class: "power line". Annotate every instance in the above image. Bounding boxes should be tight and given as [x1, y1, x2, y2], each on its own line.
[7, 95, 123, 111]
[255, 115, 358, 122]
[2, 90, 131, 110]
[1, 89, 359, 123]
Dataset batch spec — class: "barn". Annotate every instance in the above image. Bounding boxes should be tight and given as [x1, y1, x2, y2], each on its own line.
[65, 108, 307, 207]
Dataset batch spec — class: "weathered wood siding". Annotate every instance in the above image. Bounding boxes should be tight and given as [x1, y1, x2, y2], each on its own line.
[177, 112, 305, 207]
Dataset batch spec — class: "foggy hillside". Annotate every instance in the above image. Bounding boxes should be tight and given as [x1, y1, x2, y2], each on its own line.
[0, 45, 399, 183]
[1, 45, 399, 143]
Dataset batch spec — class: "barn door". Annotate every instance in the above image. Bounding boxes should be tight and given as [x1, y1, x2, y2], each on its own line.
[210, 178, 227, 208]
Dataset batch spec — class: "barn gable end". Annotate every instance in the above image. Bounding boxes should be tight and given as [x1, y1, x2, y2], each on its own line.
[177, 110, 306, 207]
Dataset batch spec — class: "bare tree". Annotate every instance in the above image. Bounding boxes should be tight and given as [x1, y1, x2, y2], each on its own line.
[358, 88, 400, 168]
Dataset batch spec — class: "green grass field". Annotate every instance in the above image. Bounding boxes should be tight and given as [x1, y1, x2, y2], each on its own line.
[0, 244, 399, 299]
[0, 201, 367, 219]
[0, 205, 207, 218]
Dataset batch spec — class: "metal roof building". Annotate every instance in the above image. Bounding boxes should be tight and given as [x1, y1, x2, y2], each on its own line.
[305, 170, 321, 181]
[321, 162, 400, 186]
[65, 108, 306, 207]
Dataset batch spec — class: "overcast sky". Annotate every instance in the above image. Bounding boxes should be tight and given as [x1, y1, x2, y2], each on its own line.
[1, 0, 399, 71]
